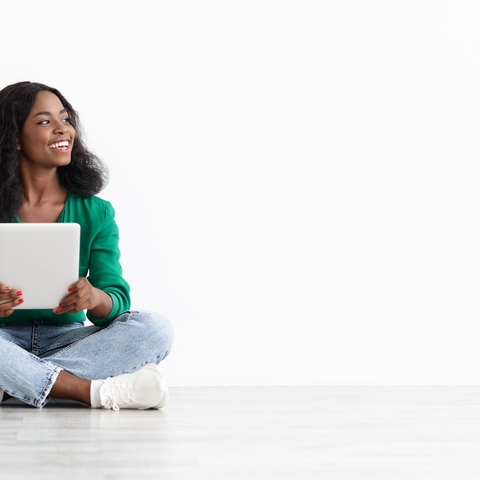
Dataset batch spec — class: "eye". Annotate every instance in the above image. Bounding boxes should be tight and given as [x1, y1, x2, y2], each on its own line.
[62, 117, 71, 123]
[37, 119, 50, 125]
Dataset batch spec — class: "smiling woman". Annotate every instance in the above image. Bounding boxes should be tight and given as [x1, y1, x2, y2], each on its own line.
[0, 82, 106, 224]
[19, 91, 75, 165]
[0, 81, 174, 410]
[17, 91, 78, 223]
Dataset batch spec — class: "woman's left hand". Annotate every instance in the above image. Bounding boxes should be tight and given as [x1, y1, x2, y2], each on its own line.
[53, 277, 106, 315]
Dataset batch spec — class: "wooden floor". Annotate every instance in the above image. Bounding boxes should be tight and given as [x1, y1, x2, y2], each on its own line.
[1, 387, 480, 479]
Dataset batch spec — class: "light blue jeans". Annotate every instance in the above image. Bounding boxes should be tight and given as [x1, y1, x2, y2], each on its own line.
[0, 310, 174, 408]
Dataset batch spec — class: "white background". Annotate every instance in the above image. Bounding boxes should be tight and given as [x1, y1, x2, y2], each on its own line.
[1, 1, 480, 386]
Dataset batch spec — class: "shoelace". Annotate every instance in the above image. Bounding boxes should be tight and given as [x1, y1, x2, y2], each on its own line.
[102, 378, 137, 411]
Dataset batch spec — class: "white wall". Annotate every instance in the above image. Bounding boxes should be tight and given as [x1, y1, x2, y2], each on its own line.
[1, 1, 480, 386]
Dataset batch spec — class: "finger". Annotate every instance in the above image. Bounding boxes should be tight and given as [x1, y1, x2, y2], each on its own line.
[0, 299, 21, 317]
[54, 304, 84, 315]
[54, 278, 91, 314]
[53, 285, 82, 314]
[67, 278, 87, 294]
[0, 290, 23, 301]
[0, 285, 15, 301]
[64, 282, 78, 295]
[53, 277, 92, 313]
[0, 297, 23, 311]
[0, 288, 22, 297]
[56, 284, 87, 309]
[54, 290, 88, 315]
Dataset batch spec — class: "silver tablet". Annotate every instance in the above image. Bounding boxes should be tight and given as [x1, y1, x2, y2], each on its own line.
[0, 223, 80, 309]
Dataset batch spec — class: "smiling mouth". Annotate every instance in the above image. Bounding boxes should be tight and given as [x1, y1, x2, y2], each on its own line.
[48, 140, 71, 151]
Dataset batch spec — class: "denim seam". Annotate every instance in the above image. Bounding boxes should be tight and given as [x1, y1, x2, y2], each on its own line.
[35, 365, 63, 408]
[31, 323, 39, 356]
[47, 311, 134, 360]
[31, 323, 35, 355]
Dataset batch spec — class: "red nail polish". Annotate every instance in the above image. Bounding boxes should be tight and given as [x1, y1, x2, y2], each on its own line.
[59, 303, 63, 307]
[68, 287, 73, 292]
[55, 309, 61, 314]
[16, 291, 23, 296]
[18, 299, 24, 304]
[5, 286, 11, 292]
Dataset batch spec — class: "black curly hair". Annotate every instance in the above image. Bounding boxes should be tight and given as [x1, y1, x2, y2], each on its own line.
[0, 81, 109, 222]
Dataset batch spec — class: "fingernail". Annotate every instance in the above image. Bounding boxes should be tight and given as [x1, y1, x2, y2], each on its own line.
[16, 291, 23, 296]
[5, 286, 11, 292]
[18, 299, 24, 304]
[59, 303, 63, 307]
[55, 309, 61, 314]
[68, 287, 73, 292]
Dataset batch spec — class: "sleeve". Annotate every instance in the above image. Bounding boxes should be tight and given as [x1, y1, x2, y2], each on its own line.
[86, 203, 131, 327]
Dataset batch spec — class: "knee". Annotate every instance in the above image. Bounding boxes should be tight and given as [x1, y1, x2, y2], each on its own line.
[129, 310, 175, 357]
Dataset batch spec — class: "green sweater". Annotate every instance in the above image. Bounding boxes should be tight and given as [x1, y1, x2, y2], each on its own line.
[4, 193, 131, 328]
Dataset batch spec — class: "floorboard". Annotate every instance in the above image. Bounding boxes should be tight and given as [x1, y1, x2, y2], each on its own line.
[1, 387, 480, 479]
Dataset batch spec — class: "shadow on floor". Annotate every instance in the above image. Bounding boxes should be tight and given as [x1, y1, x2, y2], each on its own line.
[2, 397, 89, 408]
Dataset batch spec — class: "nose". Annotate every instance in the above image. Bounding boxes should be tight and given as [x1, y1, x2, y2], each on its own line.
[52, 119, 69, 134]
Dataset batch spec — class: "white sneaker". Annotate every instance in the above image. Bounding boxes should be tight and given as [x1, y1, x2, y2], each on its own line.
[99, 364, 169, 411]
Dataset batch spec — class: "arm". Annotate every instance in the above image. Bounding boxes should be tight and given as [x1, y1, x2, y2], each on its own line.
[89, 288, 113, 319]
[54, 202, 131, 327]
[86, 206, 131, 325]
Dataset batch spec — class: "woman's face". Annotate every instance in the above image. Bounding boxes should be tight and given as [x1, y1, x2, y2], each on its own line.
[18, 90, 76, 169]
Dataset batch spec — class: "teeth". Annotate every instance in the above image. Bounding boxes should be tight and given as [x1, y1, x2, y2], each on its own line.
[48, 140, 69, 149]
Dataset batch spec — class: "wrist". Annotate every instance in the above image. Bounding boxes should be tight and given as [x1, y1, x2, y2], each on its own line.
[90, 288, 113, 319]
[94, 287, 105, 308]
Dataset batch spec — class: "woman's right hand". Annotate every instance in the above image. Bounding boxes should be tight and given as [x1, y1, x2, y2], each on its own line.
[0, 285, 23, 318]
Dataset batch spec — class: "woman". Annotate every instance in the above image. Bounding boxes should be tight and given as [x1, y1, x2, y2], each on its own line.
[0, 81, 174, 410]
